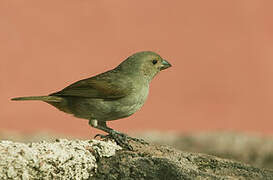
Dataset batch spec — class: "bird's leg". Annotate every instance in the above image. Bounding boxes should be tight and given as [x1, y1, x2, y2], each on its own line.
[90, 120, 118, 138]
[89, 120, 147, 150]
[91, 120, 133, 149]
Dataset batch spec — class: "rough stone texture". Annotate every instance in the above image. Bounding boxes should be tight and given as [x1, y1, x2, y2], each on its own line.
[0, 139, 121, 180]
[1, 131, 273, 170]
[136, 131, 273, 169]
[94, 140, 273, 180]
[1, 138, 273, 180]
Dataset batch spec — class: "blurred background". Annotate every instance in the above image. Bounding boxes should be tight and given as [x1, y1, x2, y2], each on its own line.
[1, 1, 273, 138]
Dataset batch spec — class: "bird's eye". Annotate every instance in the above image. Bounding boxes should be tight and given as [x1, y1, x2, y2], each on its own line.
[152, 60, 158, 65]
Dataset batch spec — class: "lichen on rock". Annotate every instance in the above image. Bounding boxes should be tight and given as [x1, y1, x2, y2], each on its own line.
[0, 139, 121, 180]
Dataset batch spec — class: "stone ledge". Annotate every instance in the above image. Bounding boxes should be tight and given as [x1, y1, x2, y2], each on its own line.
[0, 138, 272, 180]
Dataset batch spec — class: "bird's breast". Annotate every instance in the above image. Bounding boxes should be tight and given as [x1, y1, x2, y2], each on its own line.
[123, 86, 149, 112]
[107, 84, 149, 120]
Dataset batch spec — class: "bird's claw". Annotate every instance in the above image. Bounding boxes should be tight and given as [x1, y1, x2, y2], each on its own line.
[126, 136, 149, 145]
[94, 134, 109, 139]
[109, 131, 133, 150]
[95, 131, 148, 150]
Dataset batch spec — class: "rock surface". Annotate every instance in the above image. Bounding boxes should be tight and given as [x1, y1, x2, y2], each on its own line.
[0, 138, 273, 180]
[136, 131, 273, 169]
[0, 139, 121, 179]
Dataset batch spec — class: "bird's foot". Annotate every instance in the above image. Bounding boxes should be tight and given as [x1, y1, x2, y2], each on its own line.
[94, 134, 109, 139]
[109, 131, 133, 150]
[94, 131, 148, 150]
[125, 136, 149, 145]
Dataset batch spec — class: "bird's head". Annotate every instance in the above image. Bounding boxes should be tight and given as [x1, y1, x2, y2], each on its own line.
[117, 51, 172, 82]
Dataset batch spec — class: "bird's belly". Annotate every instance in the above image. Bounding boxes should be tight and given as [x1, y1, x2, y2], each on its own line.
[109, 100, 144, 120]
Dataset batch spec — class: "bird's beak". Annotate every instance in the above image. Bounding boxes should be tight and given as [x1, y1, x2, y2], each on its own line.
[160, 59, 172, 71]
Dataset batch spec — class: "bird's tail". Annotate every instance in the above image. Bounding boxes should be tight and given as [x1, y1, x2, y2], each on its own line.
[11, 96, 63, 102]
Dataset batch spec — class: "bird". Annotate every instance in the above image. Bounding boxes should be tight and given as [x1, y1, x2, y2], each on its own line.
[11, 51, 172, 149]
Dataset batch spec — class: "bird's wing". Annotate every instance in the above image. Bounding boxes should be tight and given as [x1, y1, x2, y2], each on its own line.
[50, 71, 132, 99]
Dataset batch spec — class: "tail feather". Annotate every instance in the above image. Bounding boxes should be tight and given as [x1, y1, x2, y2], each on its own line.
[11, 96, 63, 102]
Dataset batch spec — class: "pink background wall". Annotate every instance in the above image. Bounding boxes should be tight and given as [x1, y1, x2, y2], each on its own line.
[1, 1, 273, 137]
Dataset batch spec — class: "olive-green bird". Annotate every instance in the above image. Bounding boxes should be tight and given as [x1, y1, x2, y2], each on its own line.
[12, 51, 171, 149]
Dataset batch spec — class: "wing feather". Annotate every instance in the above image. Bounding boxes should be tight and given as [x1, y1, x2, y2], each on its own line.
[50, 71, 131, 99]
